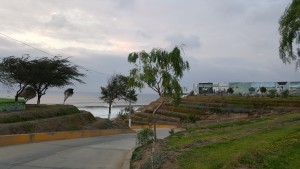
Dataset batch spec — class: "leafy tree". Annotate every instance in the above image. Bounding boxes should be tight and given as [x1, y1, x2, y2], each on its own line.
[279, 0, 300, 67]
[227, 87, 234, 94]
[0, 56, 31, 101]
[100, 74, 135, 119]
[260, 86, 267, 94]
[63, 88, 74, 104]
[29, 57, 85, 105]
[128, 46, 190, 140]
[249, 87, 255, 94]
[19, 85, 36, 103]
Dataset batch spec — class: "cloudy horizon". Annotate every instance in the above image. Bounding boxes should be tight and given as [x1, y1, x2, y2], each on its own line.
[0, 0, 298, 94]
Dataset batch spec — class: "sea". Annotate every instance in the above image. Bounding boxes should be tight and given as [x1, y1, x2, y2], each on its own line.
[0, 90, 159, 119]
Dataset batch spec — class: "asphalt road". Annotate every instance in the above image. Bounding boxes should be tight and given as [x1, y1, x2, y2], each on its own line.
[0, 128, 172, 169]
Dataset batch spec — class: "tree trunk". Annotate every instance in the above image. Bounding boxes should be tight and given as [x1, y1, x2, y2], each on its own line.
[37, 94, 42, 105]
[151, 97, 164, 169]
[153, 97, 164, 140]
[108, 103, 112, 119]
[14, 94, 18, 102]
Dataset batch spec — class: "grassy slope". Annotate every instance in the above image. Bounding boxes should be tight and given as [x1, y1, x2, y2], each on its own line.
[0, 105, 100, 135]
[167, 112, 300, 169]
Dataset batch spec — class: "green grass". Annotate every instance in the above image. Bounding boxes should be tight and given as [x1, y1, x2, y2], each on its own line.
[0, 104, 80, 123]
[166, 113, 300, 169]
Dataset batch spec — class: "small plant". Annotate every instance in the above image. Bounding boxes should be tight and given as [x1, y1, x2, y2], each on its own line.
[268, 89, 277, 98]
[136, 128, 154, 146]
[187, 114, 197, 123]
[210, 107, 222, 113]
[117, 110, 129, 120]
[132, 148, 142, 161]
[169, 128, 175, 135]
[281, 89, 289, 98]
[189, 90, 195, 96]
[140, 152, 166, 169]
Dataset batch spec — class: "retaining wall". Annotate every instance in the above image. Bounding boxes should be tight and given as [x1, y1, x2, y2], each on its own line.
[0, 129, 135, 147]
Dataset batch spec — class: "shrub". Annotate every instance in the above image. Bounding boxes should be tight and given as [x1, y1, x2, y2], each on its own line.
[137, 128, 154, 146]
[117, 110, 129, 120]
[132, 148, 142, 161]
[227, 87, 234, 94]
[140, 152, 166, 169]
[187, 114, 197, 123]
[268, 90, 277, 98]
[249, 87, 255, 93]
[260, 87, 267, 94]
[281, 89, 289, 98]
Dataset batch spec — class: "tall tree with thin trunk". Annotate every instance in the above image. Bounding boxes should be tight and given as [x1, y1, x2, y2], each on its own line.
[128, 46, 190, 140]
[100, 74, 132, 119]
[279, 0, 300, 68]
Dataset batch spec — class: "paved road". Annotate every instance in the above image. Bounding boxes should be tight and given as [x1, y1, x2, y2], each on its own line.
[0, 128, 171, 169]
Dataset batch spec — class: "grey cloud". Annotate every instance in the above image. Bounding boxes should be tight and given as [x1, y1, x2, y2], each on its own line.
[165, 34, 201, 49]
[47, 13, 72, 29]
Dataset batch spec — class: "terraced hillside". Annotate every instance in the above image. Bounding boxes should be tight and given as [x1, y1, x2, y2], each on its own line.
[131, 95, 300, 169]
[132, 95, 300, 125]
[0, 105, 114, 135]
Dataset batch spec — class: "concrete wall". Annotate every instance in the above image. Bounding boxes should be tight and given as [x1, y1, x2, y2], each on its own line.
[0, 129, 135, 147]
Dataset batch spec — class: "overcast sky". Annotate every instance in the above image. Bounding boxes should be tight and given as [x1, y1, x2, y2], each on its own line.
[0, 0, 298, 93]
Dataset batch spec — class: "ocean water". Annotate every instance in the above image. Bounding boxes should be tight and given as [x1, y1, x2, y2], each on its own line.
[0, 90, 158, 119]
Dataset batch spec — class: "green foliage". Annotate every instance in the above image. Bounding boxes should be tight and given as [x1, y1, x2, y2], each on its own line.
[249, 87, 255, 93]
[279, 0, 300, 67]
[268, 89, 277, 98]
[117, 109, 129, 121]
[140, 152, 166, 169]
[282, 89, 290, 98]
[132, 148, 142, 161]
[29, 56, 85, 105]
[169, 128, 175, 135]
[100, 74, 137, 119]
[63, 88, 74, 104]
[0, 56, 85, 104]
[167, 113, 300, 169]
[187, 114, 197, 123]
[136, 128, 154, 146]
[128, 46, 190, 104]
[0, 56, 31, 101]
[0, 105, 80, 124]
[260, 86, 267, 93]
[209, 107, 222, 113]
[227, 87, 234, 94]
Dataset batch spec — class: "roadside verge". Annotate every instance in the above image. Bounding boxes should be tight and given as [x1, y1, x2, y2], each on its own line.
[0, 129, 135, 147]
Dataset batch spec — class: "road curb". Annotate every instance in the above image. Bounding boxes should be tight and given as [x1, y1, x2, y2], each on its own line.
[0, 129, 135, 147]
